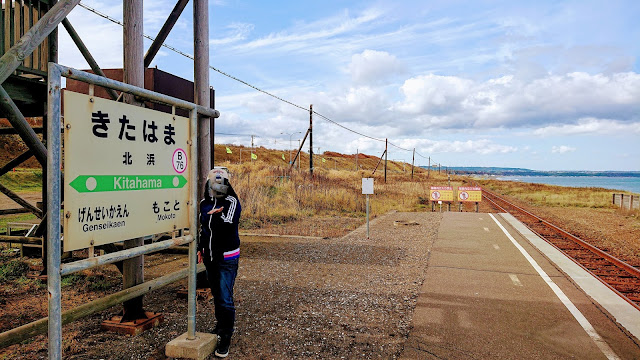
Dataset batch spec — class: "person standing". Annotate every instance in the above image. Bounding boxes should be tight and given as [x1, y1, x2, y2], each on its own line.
[197, 168, 241, 358]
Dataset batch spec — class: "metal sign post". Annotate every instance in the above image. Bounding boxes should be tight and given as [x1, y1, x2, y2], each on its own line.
[45, 64, 218, 359]
[47, 60, 63, 360]
[362, 178, 374, 239]
[458, 187, 482, 213]
[366, 194, 370, 238]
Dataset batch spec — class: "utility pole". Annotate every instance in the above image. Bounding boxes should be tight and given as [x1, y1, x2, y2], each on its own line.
[411, 148, 415, 179]
[251, 135, 255, 162]
[384, 138, 388, 183]
[428, 157, 431, 179]
[298, 140, 301, 170]
[309, 104, 313, 175]
[439, 163, 441, 173]
[356, 148, 358, 171]
[193, 0, 211, 328]
[122, 0, 145, 321]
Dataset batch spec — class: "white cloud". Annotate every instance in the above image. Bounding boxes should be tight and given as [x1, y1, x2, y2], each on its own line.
[395, 74, 474, 115]
[210, 23, 254, 45]
[349, 50, 405, 85]
[393, 72, 640, 130]
[551, 145, 576, 154]
[424, 139, 517, 155]
[533, 118, 640, 136]
[234, 8, 383, 51]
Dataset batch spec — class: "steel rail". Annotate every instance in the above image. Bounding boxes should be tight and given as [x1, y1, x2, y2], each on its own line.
[483, 189, 640, 279]
[482, 189, 640, 310]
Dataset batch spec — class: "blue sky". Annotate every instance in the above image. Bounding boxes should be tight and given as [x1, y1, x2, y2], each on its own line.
[60, 1, 640, 171]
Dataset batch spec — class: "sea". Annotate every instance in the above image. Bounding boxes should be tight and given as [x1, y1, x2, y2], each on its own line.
[495, 176, 640, 194]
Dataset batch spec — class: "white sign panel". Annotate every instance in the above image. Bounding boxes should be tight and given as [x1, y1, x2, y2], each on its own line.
[362, 178, 374, 195]
[63, 91, 191, 251]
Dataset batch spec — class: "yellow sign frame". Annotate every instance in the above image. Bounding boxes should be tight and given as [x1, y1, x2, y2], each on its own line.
[430, 186, 454, 202]
[458, 187, 482, 202]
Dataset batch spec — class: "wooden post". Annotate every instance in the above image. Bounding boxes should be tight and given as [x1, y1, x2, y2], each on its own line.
[194, 0, 210, 200]
[355, 148, 358, 171]
[309, 104, 313, 175]
[122, 0, 145, 319]
[384, 138, 387, 183]
[194, 0, 212, 301]
[428, 156, 430, 179]
[411, 148, 415, 179]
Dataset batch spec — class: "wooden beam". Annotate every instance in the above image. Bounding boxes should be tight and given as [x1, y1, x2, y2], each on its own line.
[0, 85, 47, 165]
[61, 18, 119, 100]
[0, 263, 206, 349]
[289, 128, 310, 172]
[0, 150, 33, 176]
[0, 181, 42, 218]
[0, 0, 79, 84]
[0, 208, 32, 215]
[0, 235, 41, 244]
[144, 0, 189, 68]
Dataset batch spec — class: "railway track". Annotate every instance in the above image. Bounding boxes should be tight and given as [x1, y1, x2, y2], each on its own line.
[482, 188, 640, 310]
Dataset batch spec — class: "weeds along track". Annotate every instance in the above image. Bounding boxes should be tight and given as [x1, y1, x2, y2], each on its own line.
[483, 189, 640, 310]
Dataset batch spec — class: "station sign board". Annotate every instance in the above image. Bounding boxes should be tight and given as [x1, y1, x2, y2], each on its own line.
[63, 91, 191, 251]
[458, 187, 482, 202]
[430, 186, 454, 202]
[362, 178, 374, 195]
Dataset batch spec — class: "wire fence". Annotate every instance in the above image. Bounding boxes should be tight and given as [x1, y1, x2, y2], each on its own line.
[76, 2, 444, 168]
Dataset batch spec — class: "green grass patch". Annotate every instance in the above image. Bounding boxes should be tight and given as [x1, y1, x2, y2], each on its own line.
[15, 276, 46, 289]
[61, 274, 85, 287]
[0, 258, 29, 280]
[86, 274, 117, 291]
[0, 213, 38, 234]
[0, 168, 42, 193]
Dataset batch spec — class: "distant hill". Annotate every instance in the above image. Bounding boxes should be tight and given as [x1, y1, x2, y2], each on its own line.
[421, 166, 640, 178]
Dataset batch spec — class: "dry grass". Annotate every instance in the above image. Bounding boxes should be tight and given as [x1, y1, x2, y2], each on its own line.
[212, 144, 453, 230]
[476, 178, 625, 209]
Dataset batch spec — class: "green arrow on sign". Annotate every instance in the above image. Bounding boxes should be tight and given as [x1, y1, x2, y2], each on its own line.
[69, 175, 188, 193]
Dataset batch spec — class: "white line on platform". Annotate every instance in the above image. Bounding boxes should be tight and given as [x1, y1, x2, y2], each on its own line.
[483, 227, 490, 232]
[509, 274, 523, 286]
[493, 244, 500, 250]
[489, 214, 620, 360]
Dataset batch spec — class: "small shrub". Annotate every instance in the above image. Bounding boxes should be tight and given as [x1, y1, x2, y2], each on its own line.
[61, 274, 85, 287]
[0, 259, 29, 280]
[86, 274, 116, 291]
[15, 277, 45, 289]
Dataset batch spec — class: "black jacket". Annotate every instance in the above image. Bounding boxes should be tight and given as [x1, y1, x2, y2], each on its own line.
[198, 185, 241, 262]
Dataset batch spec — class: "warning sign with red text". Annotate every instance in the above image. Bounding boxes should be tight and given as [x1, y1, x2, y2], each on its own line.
[458, 187, 482, 202]
[430, 186, 454, 202]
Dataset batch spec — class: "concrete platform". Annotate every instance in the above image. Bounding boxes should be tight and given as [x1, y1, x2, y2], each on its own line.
[400, 212, 640, 359]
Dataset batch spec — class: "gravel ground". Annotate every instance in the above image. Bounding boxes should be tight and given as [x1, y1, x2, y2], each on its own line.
[1, 211, 441, 359]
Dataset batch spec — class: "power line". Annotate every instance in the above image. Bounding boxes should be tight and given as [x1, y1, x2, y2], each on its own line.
[216, 132, 258, 137]
[77, 2, 432, 159]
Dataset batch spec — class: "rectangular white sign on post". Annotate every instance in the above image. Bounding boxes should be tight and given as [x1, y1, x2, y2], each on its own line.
[362, 178, 374, 195]
[63, 91, 192, 251]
